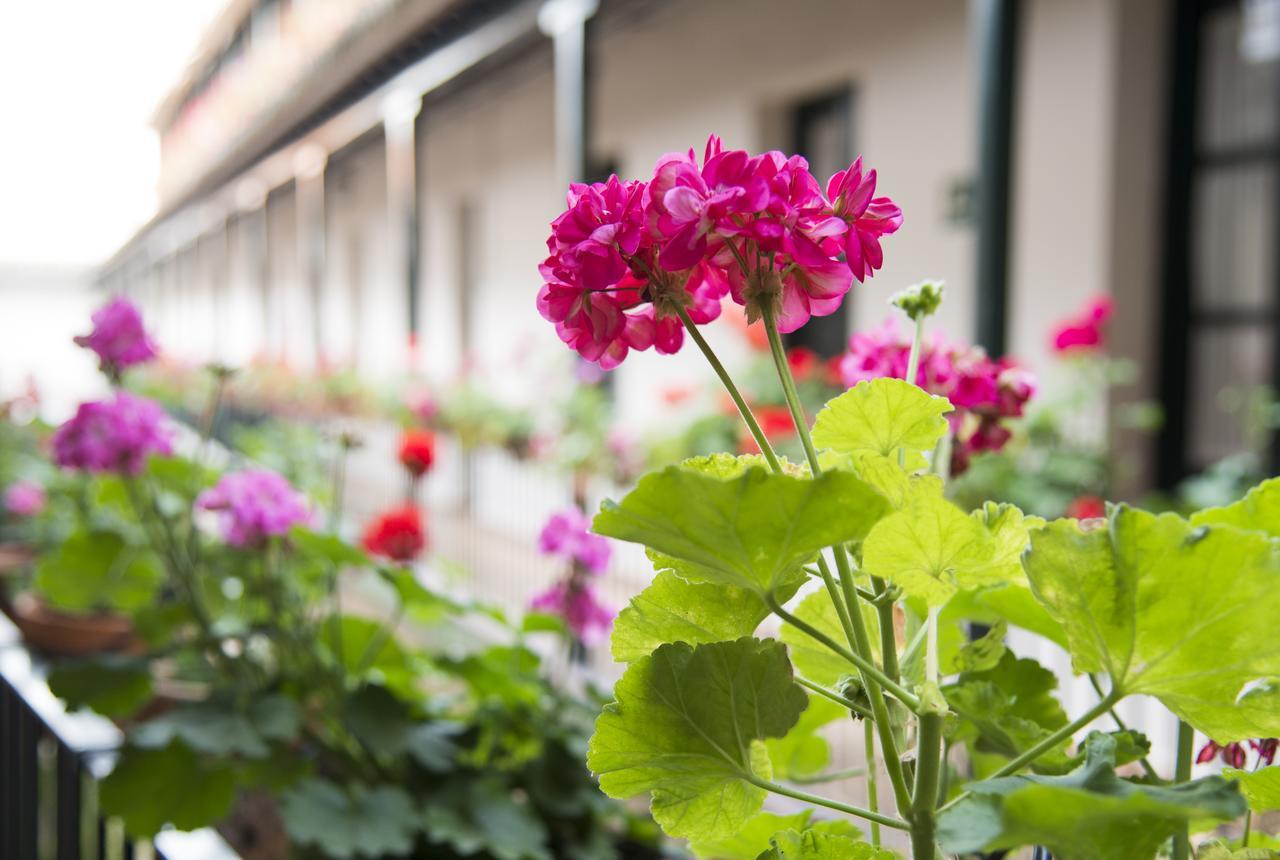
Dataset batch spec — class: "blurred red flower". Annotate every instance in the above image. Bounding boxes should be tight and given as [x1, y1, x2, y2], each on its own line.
[397, 429, 436, 477]
[362, 506, 426, 562]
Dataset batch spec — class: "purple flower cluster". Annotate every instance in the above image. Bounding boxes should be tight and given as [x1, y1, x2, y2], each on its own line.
[197, 469, 311, 547]
[530, 582, 615, 646]
[3, 481, 45, 517]
[51, 392, 173, 476]
[74, 297, 157, 373]
[538, 507, 611, 574]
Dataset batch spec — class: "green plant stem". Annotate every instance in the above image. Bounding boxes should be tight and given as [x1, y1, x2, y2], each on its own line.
[1088, 674, 1159, 780]
[745, 774, 909, 832]
[675, 305, 782, 473]
[910, 711, 944, 860]
[871, 577, 901, 684]
[865, 718, 881, 847]
[1173, 719, 1194, 860]
[942, 692, 1120, 815]
[790, 767, 868, 785]
[329, 441, 349, 533]
[761, 302, 914, 818]
[795, 674, 872, 720]
[768, 596, 920, 713]
[1244, 809, 1253, 848]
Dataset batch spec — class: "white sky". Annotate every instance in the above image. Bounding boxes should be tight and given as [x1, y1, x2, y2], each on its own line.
[0, 1, 225, 267]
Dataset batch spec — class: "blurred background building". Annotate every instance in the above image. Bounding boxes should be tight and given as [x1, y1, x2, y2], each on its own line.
[93, 0, 1280, 497]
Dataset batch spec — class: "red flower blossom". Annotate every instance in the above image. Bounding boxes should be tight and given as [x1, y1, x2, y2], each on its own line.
[361, 506, 426, 562]
[397, 428, 436, 477]
[1067, 495, 1106, 520]
[787, 347, 820, 382]
[741, 405, 796, 454]
[1197, 740, 1248, 769]
[1051, 296, 1113, 354]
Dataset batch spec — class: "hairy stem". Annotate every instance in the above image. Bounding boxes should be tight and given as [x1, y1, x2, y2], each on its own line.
[769, 597, 920, 712]
[1173, 719, 1194, 860]
[865, 718, 881, 847]
[910, 712, 944, 860]
[745, 775, 910, 832]
[796, 674, 872, 720]
[676, 305, 783, 473]
[761, 303, 914, 817]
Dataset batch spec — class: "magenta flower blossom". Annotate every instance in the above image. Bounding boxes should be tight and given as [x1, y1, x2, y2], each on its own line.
[1051, 295, 1113, 353]
[826, 157, 904, 283]
[196, 469, 311, 547]
[74, 297, 158, 374]
[529, 582, 615, 645]
[536, 136, 900, 366]
[51, 392, 173, 476]
[4, 481, 45, 517]
[836, 320, 1034, 474]
[538, 507, 611, 575]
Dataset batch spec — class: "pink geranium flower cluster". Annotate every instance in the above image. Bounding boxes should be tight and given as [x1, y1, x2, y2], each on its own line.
[196, 469, 311, 547]
[538, 506, 611, 574]
[1051, 295, 1113, 354]
[537, 136, 901, 367]
[4, 480, 45, 517]
[530, 506, 615, 643]
[51, 392, 173, 476]
[837, 320, 1035, 474]
[74, 297, 158, 374]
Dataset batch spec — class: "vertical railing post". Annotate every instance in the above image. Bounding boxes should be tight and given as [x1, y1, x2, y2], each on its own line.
[972, 0, 1021, 356]
[295, 145, 329, 369]
[16, 691, 39, 859]
[56, 742, 82, 860]
[384, 90, 424, 369]
[1, 679, 15, 858]
[539, 0, 597, 188]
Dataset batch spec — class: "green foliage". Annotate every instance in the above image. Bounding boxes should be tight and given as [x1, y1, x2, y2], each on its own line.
[47, 655, 152, 717]
[937, 733, 1246, 859]
[812, 377, 952, 471]
[611, 569, 776, 663]
[280, 779, 419, 859]
[131, 695, 299, 759]
[101, 742, 239, 836]
[421, 775, 552, 860]
[689, 810, 813, 859]
[1223, 766, 1280, 813]
[780, 590, 879, 686]
[1023, 507, 1280, 741]
[764, 694, 845, 781]
[34, 529, 163, 612]
[1191, 475, 1280, 537]
[594, 456, 887, 596]
[588, 638, 808, 840]
[754, 829, 895, 859]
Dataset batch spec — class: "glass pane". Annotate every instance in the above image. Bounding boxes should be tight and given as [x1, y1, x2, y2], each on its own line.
[1198, 3, 1280, 151]
[1192, 162, 1276, 310]
[1188, 326, 1274, 467]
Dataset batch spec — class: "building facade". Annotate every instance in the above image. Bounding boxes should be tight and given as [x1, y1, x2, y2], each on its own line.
[101, 0, 1280, 491]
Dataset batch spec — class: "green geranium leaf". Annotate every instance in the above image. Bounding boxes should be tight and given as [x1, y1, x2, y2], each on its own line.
[690, 810, 814, 860]
[1223, 766, 1280, 813]
[755, 829, 895, 859]
[765, 694, 845, 781]
[612, 569, 786, 663]
[974, 502, 1044, 583]
[594, 459, 888, 596]
[100, 742, 239, 836]
[812, 377, 952, 471]
[1023, 508, 1280, 741]
[35, 529, 163, 612]
[281, 779, 419, 859]
[780, 590, 879, 687]
[1192, 477, 1280, 538]
[943, 583, 1069, 650]
[588, 637, 808, 841]
[48, 655, 152, 718]
[862, 493, 1002, 607]
[131, 696, 294, 759]
[937, 732, 1246, 860]
[421, 775, 551, 860]
[952, 619, 1008, 674]
[845, 452, 943, 510]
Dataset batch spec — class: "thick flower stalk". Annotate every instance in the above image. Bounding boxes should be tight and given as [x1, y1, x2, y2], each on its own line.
[536, 136, 901, 368]
[196, 469, 311, 547]
[73, 296, 158, 377]
[51, 391, 173, 475]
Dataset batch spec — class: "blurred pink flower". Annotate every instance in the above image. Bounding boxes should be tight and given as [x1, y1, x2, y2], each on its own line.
[4, 481, 45, 517]
[539, 507, 611, 575]
[51, 392, 173, 476]
[529, 582, 615, 645]
[74, 296, 157, 373]
[196, 469, 311, 547]
[1051, 295, 1113, 353]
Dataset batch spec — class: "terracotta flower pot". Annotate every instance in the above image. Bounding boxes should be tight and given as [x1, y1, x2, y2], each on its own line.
[5, 593, 137, 657]
[0, 541, 35, 575]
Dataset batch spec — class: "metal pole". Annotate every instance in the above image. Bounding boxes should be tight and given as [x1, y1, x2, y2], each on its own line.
[540, 0, 598, 186]
[295, 147, 328, 369]
[384, 92, 424, 364]
[972, 0, 1020, 356]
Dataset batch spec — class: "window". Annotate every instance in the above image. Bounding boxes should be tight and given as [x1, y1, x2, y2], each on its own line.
[786, 87, 854, 358]
[1159, 0, 1280, 484]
